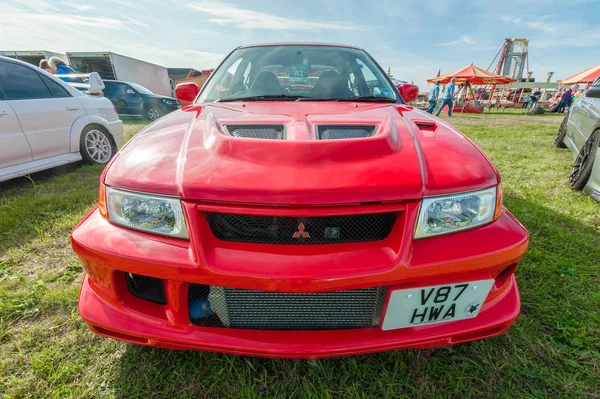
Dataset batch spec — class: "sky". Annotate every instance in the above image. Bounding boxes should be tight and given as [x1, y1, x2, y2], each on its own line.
[1, 0, 600, 88]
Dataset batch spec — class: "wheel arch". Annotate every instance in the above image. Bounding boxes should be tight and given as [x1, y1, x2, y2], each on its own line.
[70, 115, 116, 152]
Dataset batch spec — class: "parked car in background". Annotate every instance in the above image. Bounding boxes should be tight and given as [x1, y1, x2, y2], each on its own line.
[102, 80, 180, 121]
[555, 77, 600, 201]
[0, 57, 123, 183]
[72, 43, 528, 358]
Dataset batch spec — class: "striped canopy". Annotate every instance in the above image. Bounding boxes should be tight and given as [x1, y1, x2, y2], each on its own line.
[558, 64, 600, 85]
[427, 64, 516, 85]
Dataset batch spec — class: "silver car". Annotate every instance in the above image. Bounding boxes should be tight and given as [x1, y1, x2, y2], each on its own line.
[0, 57, 124, 183]
[555, 77, 600, 201]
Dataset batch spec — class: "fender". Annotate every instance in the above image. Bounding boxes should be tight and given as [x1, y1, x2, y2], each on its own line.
[69, 114, 114, 153]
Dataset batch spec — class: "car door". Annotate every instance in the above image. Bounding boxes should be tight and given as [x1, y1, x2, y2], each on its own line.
[0, 60, 86, 160]
[582, 78, 600, 136]
[0, 94, 32, 170]
[102, 81, 119, 111]
[112, 82, 142, 116]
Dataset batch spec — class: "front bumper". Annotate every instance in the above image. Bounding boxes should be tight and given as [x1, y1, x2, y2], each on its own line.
[79, 274, 519, 358]
[72, 203, 528, 358]
[161, 102, 180, 114]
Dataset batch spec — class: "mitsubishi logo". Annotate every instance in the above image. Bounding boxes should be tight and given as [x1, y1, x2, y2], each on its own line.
[292, 223, 310, 239]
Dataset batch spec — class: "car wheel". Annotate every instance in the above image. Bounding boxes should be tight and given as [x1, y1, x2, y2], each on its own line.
[554, 115, 568, 148]
[146, 107, 162, 121]
[569, 130, 600, 190]
[80, 125, 117, 165]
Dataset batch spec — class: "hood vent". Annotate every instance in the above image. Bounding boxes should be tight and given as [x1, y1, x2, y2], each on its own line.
[317, 125, 377, 140]
[224, 124, 285, 140]
[414, 121, 437, 132]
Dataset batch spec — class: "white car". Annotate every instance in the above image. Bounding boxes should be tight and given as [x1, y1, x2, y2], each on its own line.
[0, 56, 124, 183]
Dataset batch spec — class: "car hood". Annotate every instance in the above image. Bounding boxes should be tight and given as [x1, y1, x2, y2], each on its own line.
[104, 102, 498, 205]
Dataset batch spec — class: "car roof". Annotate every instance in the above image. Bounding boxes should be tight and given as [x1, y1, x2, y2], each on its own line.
[238, 42, 364, 51]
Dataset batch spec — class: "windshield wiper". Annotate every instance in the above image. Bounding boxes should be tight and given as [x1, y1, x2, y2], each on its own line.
[297, 95, 397, 103]
[335, 96, 397, 103]
[217, 94, 311, 102]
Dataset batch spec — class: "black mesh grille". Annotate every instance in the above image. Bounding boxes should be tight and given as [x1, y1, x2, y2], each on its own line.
[224, 124, 285, 140]
[188, 285, 386, 330]
[205, 212, 397, 244]
[317, 125, 376, 140]
[126, 273, 167, 304]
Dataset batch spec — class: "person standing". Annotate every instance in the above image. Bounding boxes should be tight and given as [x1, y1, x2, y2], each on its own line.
[436, 77, 456, 117]
[39, 59, 53, 74]
[427, 81, 440, 114]
[529, 88, 541, 109]
[48, 56, 82, 83]
[556, 87, 573, 113]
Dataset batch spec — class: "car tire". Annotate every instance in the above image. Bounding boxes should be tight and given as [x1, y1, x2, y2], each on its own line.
[145, 106, 162, 121]
[554, 115, 568, 148]
[569, 130, 600, 191]
[80, 125, 117, 165]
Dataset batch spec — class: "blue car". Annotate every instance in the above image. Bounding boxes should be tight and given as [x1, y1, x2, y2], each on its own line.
[102, 80, 180, 121]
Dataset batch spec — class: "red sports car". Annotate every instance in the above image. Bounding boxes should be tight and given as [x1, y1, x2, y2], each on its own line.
[72, 43, 529, 358]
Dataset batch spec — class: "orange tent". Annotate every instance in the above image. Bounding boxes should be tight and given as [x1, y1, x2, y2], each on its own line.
[427, 64, 516, 85]
[558, 64, 600, 85]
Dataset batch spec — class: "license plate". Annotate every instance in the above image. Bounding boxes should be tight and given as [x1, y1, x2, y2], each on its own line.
[381, 279, 494, 331]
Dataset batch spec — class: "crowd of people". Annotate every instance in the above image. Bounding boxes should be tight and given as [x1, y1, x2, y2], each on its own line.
[424, 79, 582, 116]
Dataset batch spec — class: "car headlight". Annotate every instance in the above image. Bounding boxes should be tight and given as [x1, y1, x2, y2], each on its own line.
[414, 186, 499, 239]
[105, 186, 189, 239]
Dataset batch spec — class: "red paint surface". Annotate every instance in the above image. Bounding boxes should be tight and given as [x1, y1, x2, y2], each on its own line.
[73, 94, 529, 357]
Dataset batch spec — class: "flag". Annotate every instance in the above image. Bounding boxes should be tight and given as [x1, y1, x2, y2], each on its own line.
[436, 69, 441, 77]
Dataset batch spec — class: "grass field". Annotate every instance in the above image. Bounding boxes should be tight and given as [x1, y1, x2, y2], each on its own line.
[1, 112, 599, 399]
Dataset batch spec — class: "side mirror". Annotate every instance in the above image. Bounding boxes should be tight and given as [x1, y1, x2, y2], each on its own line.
[398, 84, 419, 103]
[176, 82, 200, 103]
[126, 89, 135, 95]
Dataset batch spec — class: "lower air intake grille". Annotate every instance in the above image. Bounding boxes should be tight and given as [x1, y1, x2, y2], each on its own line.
[205, 212, 397, 244]
[188, 285, 386, 330]
[126, 273, 166, 304]
[317, 125, 376, 140]
[224, 124, 285, 140]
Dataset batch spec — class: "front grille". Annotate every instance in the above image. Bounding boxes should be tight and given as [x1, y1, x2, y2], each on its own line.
[224, 124, 285, 140]
[126, 273, 167, 304]
[188, 285, 386, 330]
[205, 212, 397, 244]
[317, 125, 376, 140]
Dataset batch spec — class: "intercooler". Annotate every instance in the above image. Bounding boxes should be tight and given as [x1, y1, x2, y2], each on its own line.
[188, 284, 387, 330]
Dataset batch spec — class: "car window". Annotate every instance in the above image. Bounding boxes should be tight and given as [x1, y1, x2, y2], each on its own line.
[0, 60, 53, 100]
[199, 45, 399, 103]
[40, 75, 71, 98]
[593, 77, 600, 87]
[103, 82, 114, 95]
[114, 83, 128, 95]
[128, 82, 153, 95]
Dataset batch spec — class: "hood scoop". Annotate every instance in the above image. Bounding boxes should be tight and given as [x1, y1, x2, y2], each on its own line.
[224, 124, 285, 140]
[317, 125, 377, 140]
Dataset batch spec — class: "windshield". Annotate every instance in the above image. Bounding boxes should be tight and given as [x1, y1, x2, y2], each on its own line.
[198, 45, 400, 103]
[128, 82, 154, 95]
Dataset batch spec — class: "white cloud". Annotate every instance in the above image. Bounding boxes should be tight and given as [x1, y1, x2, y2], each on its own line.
[0, 11, 123, 28]
[7, 0, 59, 11]
[61, 2, 96, 12]
[437, 35, 476, 47]
[187, 1, 365, 31]
[121, 15, 151, 29]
